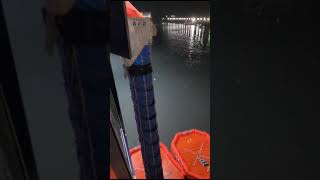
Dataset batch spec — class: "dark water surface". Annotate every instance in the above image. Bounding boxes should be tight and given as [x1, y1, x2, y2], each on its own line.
[111, 23, 211, 148]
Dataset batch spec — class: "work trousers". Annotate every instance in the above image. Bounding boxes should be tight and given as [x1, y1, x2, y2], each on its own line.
[57, 40, 109, 180]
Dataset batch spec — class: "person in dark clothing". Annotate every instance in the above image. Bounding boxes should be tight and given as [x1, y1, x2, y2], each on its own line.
[43, 1, 108, 180]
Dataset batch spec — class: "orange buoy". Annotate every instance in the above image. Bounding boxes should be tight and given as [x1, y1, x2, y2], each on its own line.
[130, 143, 185, 179]
[171, 129, 211, 179]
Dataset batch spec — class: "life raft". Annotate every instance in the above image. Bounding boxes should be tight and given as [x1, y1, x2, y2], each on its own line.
[171, 129, 211, 179]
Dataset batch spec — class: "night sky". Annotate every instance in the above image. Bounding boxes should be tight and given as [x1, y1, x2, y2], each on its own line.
[132, 1, 210, 22]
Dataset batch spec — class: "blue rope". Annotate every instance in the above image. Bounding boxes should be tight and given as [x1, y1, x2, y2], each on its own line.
[129, 45, 164, 179]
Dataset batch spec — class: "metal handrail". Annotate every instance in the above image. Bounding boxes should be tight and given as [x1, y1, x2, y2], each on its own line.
[110, 92, 135, 179]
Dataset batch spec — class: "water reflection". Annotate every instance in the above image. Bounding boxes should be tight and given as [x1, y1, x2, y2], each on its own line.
[160, 23, 210, 70]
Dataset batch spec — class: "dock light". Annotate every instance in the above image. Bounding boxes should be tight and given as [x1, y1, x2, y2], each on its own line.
[197, 18, 200, 20]
[191, 17, 196, 22]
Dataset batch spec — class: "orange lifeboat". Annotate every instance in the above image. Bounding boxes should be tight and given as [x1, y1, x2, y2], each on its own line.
[171, 129, 211, 179]
[130, 143, 185, 179]
[110, 166, 117, 179]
